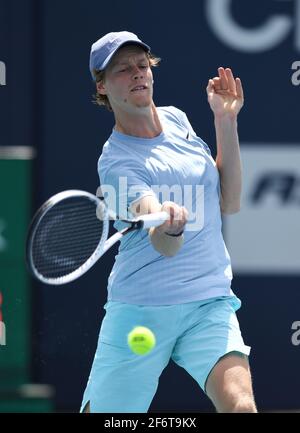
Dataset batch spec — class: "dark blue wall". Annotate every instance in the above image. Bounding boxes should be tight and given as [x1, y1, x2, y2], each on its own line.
[1, 0, 300, 412]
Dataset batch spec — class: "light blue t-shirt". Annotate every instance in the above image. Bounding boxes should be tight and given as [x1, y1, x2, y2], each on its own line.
[98, 106, 233, 305]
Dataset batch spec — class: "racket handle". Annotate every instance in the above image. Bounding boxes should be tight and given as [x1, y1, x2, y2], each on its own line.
[139, 211, 169, 229]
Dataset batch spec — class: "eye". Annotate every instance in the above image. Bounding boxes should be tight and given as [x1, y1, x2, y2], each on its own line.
[116, 66, 128, 73]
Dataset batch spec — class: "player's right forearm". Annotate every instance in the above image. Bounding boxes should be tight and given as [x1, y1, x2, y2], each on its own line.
[149, 227, 184, 257]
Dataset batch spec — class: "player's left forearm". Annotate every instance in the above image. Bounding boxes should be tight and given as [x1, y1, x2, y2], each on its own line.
[214, 114, 242, 214]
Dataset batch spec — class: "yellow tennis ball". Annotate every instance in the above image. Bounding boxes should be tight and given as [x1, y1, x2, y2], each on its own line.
[127, 326, 156, 355]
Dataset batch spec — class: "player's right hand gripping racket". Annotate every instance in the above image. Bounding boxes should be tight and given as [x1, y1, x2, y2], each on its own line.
[26, 190, 169, 285]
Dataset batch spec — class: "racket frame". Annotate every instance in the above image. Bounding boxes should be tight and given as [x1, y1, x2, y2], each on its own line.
[26, 190, 110, 285]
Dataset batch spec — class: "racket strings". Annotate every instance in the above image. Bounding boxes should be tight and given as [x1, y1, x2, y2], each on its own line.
[31, 197, 104, 279]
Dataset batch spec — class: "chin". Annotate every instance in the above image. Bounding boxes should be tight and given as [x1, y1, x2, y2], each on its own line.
[135, 98, 153, 108]
[136, 102, 152, 109]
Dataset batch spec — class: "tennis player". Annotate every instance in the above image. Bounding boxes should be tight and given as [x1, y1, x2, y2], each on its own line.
[81, 31, 257, 413]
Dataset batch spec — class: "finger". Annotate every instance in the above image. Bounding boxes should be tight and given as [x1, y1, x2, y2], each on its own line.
[236, 77, 244, 100]
[206, 79, 214, 95]
[160, 203, 172, 229]
[169, 204, 181, 225]
[225, 68, 236, 94]
[173, 205, 182, 226]
[178, 206, 188, 228]
[169, 205, 175, 225]
[172, 207, 185, 233]
[170, 205, 185, 231]
[212, 76, 222, 91]
[178, 212, 187, 229]
[218, 67, 228, 90]
[161, 202, 185, 233]
[178, 208, 189, 233]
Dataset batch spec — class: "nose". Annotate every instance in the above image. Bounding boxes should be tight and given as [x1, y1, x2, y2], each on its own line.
[132, 66, 144, 80]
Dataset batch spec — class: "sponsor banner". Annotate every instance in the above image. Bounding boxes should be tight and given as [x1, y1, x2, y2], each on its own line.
[205, 0, 300, 53]
[224, 144, 300, 274]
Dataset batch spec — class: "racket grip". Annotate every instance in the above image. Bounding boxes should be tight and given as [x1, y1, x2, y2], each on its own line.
[139, 211, 169, 229]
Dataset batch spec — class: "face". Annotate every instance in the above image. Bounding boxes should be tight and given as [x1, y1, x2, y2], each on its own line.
[96, 45, 154, 113]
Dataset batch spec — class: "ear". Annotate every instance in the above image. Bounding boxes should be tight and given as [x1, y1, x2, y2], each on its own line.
[96, 80, 107, 95]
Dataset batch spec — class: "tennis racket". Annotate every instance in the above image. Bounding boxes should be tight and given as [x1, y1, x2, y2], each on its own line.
[26, 190, 169, 285]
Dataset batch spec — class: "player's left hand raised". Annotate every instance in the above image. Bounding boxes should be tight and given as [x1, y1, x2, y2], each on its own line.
[206, 67, 244, 118]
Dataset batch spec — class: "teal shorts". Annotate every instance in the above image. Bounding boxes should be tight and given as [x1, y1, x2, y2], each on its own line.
[80, 295, 251, 413]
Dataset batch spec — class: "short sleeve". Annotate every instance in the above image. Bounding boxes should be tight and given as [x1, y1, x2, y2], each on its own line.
[177, 110, 197, 137]
[98, 158, 155, 220]
[176, 108, 212, 156]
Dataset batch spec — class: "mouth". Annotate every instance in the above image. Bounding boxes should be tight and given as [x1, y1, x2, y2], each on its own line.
[131, 85, 148, 92]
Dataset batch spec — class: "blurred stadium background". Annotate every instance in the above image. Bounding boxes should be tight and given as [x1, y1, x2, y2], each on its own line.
[0, 0, 299, 412]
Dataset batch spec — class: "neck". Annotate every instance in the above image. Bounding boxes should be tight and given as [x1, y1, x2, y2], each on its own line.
[114, 103, 162, 138]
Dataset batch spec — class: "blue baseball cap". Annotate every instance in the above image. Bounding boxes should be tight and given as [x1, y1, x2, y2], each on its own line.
[89, 31, 151, 80]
